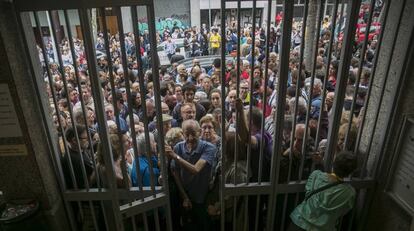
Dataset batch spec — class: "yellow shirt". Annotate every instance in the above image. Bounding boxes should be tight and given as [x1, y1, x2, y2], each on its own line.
[210, 34, 221, 48]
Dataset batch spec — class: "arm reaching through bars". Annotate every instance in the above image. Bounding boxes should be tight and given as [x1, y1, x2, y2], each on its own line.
[235, 98, 258, 146]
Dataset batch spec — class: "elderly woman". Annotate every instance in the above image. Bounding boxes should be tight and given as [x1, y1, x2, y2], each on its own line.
[199, 115, 222, 203]
[130, 133, 160, 187]
[200, 115, 221, 150]
[93, 133, 131, 187]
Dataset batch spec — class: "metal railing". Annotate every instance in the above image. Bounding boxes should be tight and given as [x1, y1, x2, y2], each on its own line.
[14, 0, 390, 230]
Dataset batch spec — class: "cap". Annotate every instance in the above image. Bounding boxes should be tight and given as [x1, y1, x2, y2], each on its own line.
[154, 114, 173, 123]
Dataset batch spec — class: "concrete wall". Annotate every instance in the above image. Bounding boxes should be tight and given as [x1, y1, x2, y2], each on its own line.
[357, 0, 414, 230]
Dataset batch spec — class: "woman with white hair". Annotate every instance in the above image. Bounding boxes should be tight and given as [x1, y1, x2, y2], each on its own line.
[130, 133, 160, 187]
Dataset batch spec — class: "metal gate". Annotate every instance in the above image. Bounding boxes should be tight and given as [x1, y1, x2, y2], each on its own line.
[15, 1, 173, 230]
[13, 0, 389, 230]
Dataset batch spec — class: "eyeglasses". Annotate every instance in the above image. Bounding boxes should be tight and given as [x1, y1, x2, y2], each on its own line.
[201, 125, 213, 130]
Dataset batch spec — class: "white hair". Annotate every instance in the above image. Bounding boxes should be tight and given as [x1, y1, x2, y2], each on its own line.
[305, 77, 323, 88]
[137, 132, 155, 154]
[195, 91, 208, 101]
[126, 113, 140, 127]
[289, 96, 307, 115]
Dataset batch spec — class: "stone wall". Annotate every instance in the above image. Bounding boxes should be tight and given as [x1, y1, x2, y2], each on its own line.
[358, 0, 414, 230]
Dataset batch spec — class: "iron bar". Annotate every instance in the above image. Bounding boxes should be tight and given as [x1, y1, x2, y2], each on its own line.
[353, 0, 389, 156]
[344, 0, 375, 149]
[335, 0, 346, 58]
[100, 7, 143, 196]
[129, 6, 150, 198]
[154, 209, 161, 231]
[88, 201, 100, 231]
[232, 2, 242, 226]
[79, 8, 124, 230]
[64, 9, 101, 190]
[234, 0, 241, 189]
[118, 4, 155, 197]
[49, 9, 92, 192]
[143, 212, 149, 231]
[299, 0, 324, 181]
[371, 0, 411, 182]
[315, 0, 340, 149]
[120, 193, 168, 217]
[25, 11, 78, 230]
[35, 11, 78, 192]
[232, 196, 237, 231]
[107, 7, 131, 190]
[247, 0, 257, 185]
[220, 1, 227, 230]
[236, 0, 242, 98]
[324, 0, 362, 171]
[360, 0, 406, 178]
[258, 0, 273, 185]
[281, 0, 310, 228]
[265, 1, 294, 230]
[146, 3, 173, 230]
[289, 0, 309, 180]
[34, 9, 85, 227]
[49, 11, 104, 230]
[132, 215, 138, 231]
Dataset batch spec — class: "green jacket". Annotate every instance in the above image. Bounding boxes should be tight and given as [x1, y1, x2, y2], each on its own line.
[290, 170, 355, 231]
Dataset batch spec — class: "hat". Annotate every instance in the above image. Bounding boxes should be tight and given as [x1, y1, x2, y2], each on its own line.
[154, 114, 173, 123]
[311, 99, 321, 108]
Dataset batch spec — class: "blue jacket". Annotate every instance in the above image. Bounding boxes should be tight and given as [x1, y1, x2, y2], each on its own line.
[130, 155, 160, 187]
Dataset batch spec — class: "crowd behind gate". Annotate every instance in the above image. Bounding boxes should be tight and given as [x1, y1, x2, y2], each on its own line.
[39, 2, 381, 230]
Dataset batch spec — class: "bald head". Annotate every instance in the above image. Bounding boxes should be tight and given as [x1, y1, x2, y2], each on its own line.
[161, 102, 170, 114]
[182, 119, 200, 148]
[295, 124, 306, 138]
[326, 92, 335, 110]
[182, 119, 200, 133]
[294, 123, 307, 152]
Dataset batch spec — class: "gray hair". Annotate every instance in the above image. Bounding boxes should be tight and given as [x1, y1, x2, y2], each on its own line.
[289, 97, 307, 115]
[195, 91, 208, 101]
[126, 113, 140, 127]
[137, 132, 155, 154]
[182, 119, 201, 133]
[305, 77, 323, 89]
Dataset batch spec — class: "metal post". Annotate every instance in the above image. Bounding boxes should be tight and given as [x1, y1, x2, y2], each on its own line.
[18, 10, 78, 230]
[129, 6, 148, 199]
[146, 3, 173, 230]
[209, 0, 212, 29]
[315, 0, 339, 149]
[265, 1, 294, 230]
[344, 0, 375, 149]
[324, 0, 362, 171]
[79, 8, 124, 231]
[354, 0, 390, 162]
[299, 0, 324, 181]
[220, 1, 227, 230]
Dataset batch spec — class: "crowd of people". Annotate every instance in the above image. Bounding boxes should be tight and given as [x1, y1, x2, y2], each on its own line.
[40, 2, 381, 230]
